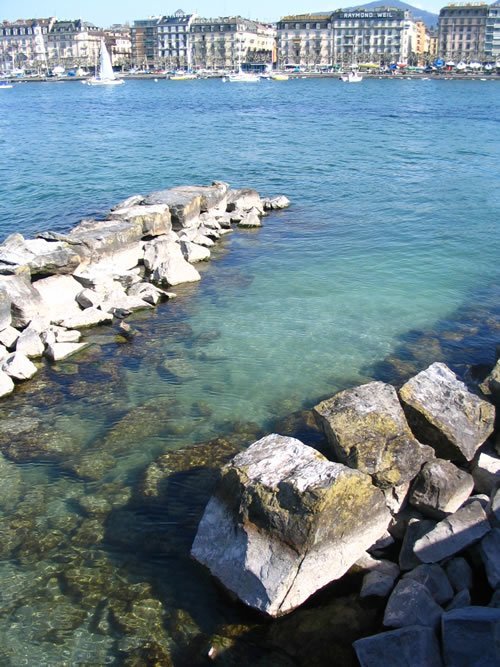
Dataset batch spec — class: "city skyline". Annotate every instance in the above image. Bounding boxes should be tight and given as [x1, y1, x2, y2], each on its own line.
[1, 0, 445, 28]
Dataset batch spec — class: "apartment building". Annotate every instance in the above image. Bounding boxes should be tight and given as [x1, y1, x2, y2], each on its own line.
[46, 20, 104, 68]
[438, 3, 489, 60]
[485, 1, 500, 59]
[0, 17, 55, 71]
[191, 16, 275, 70]
[276, 14, 334, 68]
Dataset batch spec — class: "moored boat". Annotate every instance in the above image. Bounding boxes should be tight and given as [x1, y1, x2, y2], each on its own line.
[340, 71, 363, 83]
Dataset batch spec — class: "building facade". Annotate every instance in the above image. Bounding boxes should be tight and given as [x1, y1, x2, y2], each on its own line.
[438, 3, 489, 61]
[0, 17, 55, 71]
[105, 26, 131, 68]
[131, 17, 160, 68]
[276, 14, 334, 68]
[191, 16, 275, 70]
[276, 8, 417, 68]
[46, 20, 104, 68]
[485, 1, 500, 59]
[331, 9, 416, 66]
[157, 10, 196, 70]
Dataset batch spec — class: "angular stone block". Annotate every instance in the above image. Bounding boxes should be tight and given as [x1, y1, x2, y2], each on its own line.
[442, 607, 500, 667]
[414, 501, 490, 563]
[192, 434, 390, 617]
[402, 564, 454, 605]
[479, 528, 500, 590]
[314, 381, 432, 488]
[383, 579, 443, 629]
[399, 363, 495, 463]
[354, 625, 443, 667]
[409, 459, 474, 519]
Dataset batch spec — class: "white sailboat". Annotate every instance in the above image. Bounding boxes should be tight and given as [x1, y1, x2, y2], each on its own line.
[83, 39, 124, 86]
[340, 71, 363, 83]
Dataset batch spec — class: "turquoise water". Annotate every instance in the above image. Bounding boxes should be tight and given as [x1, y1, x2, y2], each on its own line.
[0, 78, 499, 664]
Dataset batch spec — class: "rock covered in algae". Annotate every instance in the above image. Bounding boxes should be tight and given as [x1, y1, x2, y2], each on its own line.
[399, 362, 495, 463]
[314, 381, 433, 488]
[191, 434, 390, 617]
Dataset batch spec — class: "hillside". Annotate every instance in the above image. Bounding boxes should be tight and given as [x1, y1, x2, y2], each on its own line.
[344, 1, 439, 27]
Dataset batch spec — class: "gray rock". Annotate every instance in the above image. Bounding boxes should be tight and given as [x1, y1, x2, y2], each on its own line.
[368, 530, 395, 556]
[360, 559, 400, 598]
[0, 344, 7, 360]
[32, 274, 83, 324]
[1, 352, 38, 380]
[190, 232, 215, 247]
[66, 217, 144, 268]
[143, 235, 178, 271]
[109, 203, 172, 237]
[60, 307, 113, 329]
[399, 518, 436, 571]
[0, 275, 45, 328]
[263, 195, 291, 211]
[383, 482, 410, 516]
[191, 433, 391, 617]
[0, 370, 14, 397]
[150, 242, 201, 287]
[0, 233, 82, 275]
[50, 326, 81, 343]
[399, 362, 495, 463]
[472, 446, 500, 495]
[238, 210, 263, 228]
[110, 194, 144, 210]
[314, 381, 433, 488]
[479, 528, 500, 590]
[0, 325, 20, 350]
[402, 564, 454, 605]
[446, 589, 471, 611]
[180, 240, 211, 263]
[143, 184, 228, 228]
[127, 282, 169, 305]
[409, 459, 474, 519]
[15, 327, 44, 358]
[226, 188, 263, 213]
[45, 342, 90, 362]
[444, 557, 473, 593]
[487, 484, 500, 527]
[0, 288, 11, 330]
[383, 579, 443, 629]
[414, 501, 490, 563]
[441, 607, 500, 667]
[353, 625, 443, 667]
[480, 359, 500, 406]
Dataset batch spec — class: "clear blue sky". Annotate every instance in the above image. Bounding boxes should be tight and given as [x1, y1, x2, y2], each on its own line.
[1, 1, 445, 27]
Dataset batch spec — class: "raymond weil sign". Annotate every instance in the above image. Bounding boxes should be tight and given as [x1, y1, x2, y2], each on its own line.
[335, 10, 404, 19]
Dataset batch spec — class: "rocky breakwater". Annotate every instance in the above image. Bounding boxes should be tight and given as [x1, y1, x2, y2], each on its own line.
[0, 183, 289, 398]
[192, 360, 500, 664]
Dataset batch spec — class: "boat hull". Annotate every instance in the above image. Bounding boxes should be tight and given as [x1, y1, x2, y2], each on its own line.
[83, 78, 124, 86]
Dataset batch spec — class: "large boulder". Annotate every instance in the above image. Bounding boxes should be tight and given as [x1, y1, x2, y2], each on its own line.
[32, 275, 83, 324]
[0, 276, 46, 328]
[191, 433, 390, 617]
[60, 307, 113, 330]
[402, 564, 454, 605]
[399, 363, 495, 463]
[1, 352, 38, 380]
[15, 327, 44, 358]
[0, 289, 11, 330]
[150, 242, 201, 287]
[479, 529, 500, 590]
[480, 359, 500, 406]
[413, 500, 490, 563]
[0, 233, 83, 275]
[472, 446, 500, 495]
[64, 218, 144, 270]
[143, 184, 227, 229]
[441, 607, 500, 667]
[408, 459, 474, 519]
[226, 188, 263, 213]
[354, 625, 443, 667]
[0, 370, 14, 397]
[314, 382, 432, 488]
[109, 204, 172, 238]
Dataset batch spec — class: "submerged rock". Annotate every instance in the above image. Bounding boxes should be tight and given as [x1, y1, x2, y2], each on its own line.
[399, 362, 495, 463]
[192, 433, 390, 617]
[314, 381, 432, 488]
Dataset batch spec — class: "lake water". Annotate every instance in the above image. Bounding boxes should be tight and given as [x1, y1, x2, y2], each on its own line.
[0, 77, 499, 665]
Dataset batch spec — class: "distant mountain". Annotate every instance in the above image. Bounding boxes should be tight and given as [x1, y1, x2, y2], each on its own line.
[344, 1, 439, 28]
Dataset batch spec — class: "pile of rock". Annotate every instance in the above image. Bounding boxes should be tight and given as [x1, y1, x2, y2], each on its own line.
[0, 183, 289, 398]
[191, 360, 500, 664]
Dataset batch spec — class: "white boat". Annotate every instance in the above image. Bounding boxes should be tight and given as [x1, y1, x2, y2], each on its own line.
[340, 71, 363, 83]
[225, 69, 260, 83]
[83, 40, 123, 86]
[0, 81, 13, 89]
[170, 72, 197, 81]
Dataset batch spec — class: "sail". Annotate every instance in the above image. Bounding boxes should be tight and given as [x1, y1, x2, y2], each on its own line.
[98, 40, 115, 80]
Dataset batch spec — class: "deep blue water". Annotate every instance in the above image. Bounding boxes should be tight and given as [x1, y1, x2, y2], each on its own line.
[0, 77, 498, 664]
